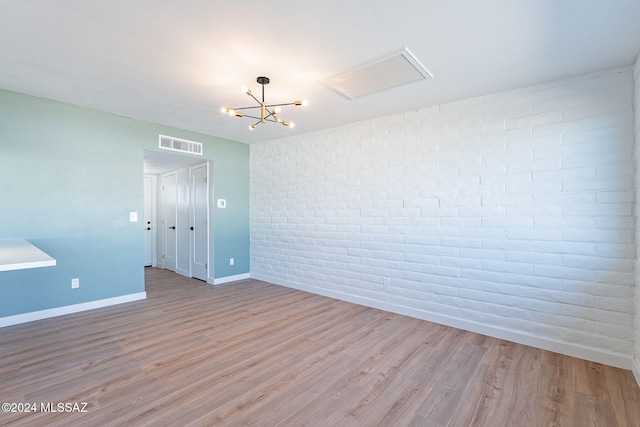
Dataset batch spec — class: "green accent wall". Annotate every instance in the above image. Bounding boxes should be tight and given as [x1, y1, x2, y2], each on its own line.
[0, 89, 249, 317]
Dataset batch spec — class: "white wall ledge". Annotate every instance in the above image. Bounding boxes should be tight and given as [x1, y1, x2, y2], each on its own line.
[0, 240, 56, 272]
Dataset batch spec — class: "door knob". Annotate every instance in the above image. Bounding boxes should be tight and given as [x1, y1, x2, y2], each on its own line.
[146, 227, 151, 231]
[169, 226, 176, 230]
[190, 226, 194, 230]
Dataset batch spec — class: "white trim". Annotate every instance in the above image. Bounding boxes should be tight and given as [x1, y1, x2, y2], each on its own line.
[207, 161, 215, 283]
[176, 268, 191, 278]
[633, 357, 640, 388]
[0, 292, 146, 328]
[252, 273, 632, 370]
[213, 273, 250, 285]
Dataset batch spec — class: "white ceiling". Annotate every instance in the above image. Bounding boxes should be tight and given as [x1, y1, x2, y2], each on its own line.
[1, 1, 639, 145]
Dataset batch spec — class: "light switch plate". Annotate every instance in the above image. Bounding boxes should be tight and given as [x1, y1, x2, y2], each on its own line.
[130, 212, 138, 222]
[217, 199, 227, 209]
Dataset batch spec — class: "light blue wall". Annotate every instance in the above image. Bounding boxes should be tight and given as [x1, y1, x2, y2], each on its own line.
[0, 89, 249, 317]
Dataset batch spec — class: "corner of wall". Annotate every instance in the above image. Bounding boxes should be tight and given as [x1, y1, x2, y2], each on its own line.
[633, 50, 640, 388]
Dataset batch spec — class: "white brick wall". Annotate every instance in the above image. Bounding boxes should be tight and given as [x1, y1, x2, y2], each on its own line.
[251, 67, 636, 368]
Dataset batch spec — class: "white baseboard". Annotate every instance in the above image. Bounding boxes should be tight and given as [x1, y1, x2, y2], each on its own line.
[0, 292, 147, 328]
[213, 273, 251, 285]
[633, 357, 640, 388]
[252, 273, 632, 370]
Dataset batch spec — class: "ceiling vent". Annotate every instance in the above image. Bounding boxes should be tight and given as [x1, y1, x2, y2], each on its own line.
[159, 134, 203, 155]
[323, 47, 433, 100]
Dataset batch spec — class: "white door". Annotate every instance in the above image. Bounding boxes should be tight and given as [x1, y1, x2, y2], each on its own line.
[163, 172, 177, 272]
[143, 175, 156, 267]
[190, 164, 208, 281]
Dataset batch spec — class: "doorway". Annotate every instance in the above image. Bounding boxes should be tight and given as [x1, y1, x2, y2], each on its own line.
[143, 149, 213, 285]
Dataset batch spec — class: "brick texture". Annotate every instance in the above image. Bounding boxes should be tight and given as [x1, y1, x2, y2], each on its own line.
[251, 67, 635, 362]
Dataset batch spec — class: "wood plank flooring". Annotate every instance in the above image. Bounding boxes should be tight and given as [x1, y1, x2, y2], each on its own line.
[1, 268, 639, 426]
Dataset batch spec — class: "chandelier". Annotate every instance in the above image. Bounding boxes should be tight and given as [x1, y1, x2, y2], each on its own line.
[221, 76, 307, 130]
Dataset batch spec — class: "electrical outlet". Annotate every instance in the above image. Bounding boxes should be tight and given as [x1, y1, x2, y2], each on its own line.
[71, 278, 80, 289]
[230, 258, 234, 266]
[383, 277, 390, 287]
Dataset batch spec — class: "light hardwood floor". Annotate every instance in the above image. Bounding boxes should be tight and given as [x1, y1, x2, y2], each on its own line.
[1, 268, 639, 426]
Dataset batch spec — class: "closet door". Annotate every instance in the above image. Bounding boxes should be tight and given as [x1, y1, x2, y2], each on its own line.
[162, 172, 177, 272]
[143, 175, 156, 267]
[190, 164, 208, 281]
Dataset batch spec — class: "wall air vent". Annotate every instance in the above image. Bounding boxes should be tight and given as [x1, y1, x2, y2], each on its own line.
[158, 135, 203, 155]
[323, 47, 433, 100]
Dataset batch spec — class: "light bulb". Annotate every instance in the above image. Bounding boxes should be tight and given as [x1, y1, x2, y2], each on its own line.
[227, 109, 235, 116]
[249, 123, 256, 130]
[274, 107, 282, 114]
[283, 121, 294, 128]
[241, 85, 251, 95]
[301, 99, 309, 106]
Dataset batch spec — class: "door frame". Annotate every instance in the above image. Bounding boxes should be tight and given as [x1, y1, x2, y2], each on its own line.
[143, 150, 215, 284]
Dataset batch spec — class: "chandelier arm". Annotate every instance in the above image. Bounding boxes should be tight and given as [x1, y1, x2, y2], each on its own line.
[249, 118, 280, 126]
[248, 116, 281, 123]
[232, 106, 263, 111]
[242, 114, 264, 120]
[241, 112, 283, 123]
[246, 92, 262, 105]
[264, 102, 297, 108]
[253, 115, 280, 124]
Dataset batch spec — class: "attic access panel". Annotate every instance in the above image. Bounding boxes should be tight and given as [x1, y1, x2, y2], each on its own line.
[323, 47, 433, 100]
